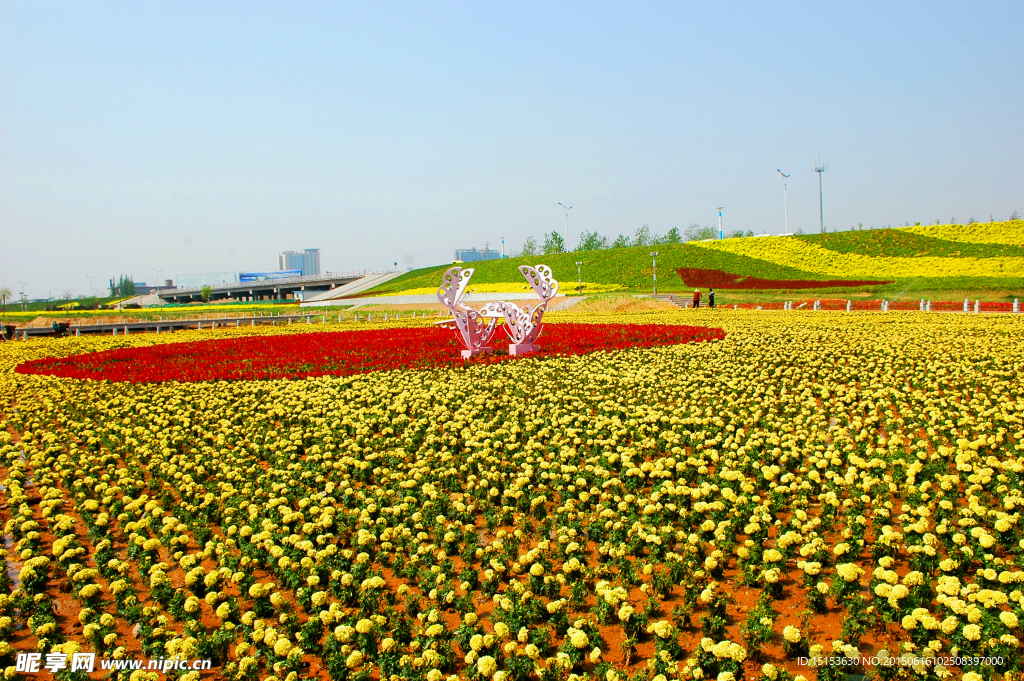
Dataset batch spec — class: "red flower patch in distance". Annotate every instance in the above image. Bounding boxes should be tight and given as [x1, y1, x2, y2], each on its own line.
[676, 267, 892, 290]
[17, 323, 725, 384]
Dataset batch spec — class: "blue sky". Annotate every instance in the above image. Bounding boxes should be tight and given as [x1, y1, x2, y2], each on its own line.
[2, 1, 1022, 298]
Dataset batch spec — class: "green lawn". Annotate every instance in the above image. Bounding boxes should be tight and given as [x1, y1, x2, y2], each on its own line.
[363, 243, 837, 295]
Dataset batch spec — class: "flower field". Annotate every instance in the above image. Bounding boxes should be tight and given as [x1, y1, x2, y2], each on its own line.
[905, 222, 1024, 247]
[688, 238, 1024, 280]
[1, 310, 1024, 681]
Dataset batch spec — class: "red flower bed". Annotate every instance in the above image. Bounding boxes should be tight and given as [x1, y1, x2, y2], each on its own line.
[676, 267, 892, 289]
[16, 323, 725, 384]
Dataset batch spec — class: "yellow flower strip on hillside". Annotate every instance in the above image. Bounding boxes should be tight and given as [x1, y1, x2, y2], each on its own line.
[372, 282, 624, 297]
[905, 220, 1024, 246]
[690, 234, 1024, 278]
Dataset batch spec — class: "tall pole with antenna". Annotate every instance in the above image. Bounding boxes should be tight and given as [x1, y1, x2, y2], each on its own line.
[500, 236, 505, 259]
[649, 252, 659, 295]
[558, 202, 572, 250]
[777, 170, 790, 234]
[813, 161, 828, 233]
[716, 207, 724, 240]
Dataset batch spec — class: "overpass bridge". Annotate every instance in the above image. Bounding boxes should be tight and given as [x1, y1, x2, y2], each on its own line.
[157, 271, 394, 304]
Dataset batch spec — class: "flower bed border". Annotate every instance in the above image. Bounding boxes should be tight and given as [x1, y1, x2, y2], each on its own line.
[16, 323, 726, 384]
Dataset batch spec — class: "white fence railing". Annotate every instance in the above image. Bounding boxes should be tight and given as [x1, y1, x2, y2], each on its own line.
[165, 270, 397, 295]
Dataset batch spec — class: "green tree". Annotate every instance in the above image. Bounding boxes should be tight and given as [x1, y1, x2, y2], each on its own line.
[518, 236, 540, 257]
[611, 234, 631, 248]
[108, 274, 136, 297]
[543, 231, 566, 254]
[728, 230, 745, 239]
[1012, 210, 1021, 221]
[576, 230, 607, 251]
[0, 286, 10, 318]
[684, 224, 716, 241]
[632, 224, 657, 247]
[201, 285, 213, 303]
[661, 227, 682, 244]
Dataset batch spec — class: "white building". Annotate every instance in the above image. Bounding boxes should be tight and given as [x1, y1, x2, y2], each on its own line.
[278, 249, 321, 276]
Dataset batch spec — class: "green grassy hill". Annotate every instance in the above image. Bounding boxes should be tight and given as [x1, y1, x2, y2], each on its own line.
[366, 221, 1024, 299]
[367, 245, 834, 293]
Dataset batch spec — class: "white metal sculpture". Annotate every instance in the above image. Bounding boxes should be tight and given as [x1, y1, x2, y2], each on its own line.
[436, 264, 558, 358]
[435, 267, 499, 358]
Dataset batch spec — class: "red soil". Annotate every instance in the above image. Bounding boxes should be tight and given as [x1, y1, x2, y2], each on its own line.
[676, 267, 892, 290]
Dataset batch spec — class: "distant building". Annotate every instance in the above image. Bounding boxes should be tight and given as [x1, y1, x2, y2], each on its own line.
[279, 249, 321, 276]
[454, 247, 502, 262]
[175, 272, 238, 289]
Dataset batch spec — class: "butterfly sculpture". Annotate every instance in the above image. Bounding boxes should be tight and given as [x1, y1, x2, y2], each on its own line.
[479, 265, 559, 355]
[435, 267, 499, 358]
[436, 264, 559, 358]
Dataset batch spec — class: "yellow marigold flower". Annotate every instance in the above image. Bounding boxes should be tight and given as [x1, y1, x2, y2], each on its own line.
[836, 563, 864, 583]
[477, 655, 497, 678]
[568, 628, 589, 649]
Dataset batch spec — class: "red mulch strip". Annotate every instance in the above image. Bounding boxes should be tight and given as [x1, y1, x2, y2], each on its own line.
[16, 323, 725, 383]
[676, 267, 892, 289]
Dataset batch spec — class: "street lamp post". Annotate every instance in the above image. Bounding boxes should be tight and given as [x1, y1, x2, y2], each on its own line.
[814, 161, 828, 233]
[86, 275, 95, 298]
[575, 261, 583, 296]
[558, 202, 572, 250]
[18, 282, 27, 312]
[152, 269, 162, 291]
[650, 252, 659, 296]
[777, 170, 790, 234]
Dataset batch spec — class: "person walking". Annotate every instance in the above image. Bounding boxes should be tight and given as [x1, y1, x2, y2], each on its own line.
[692, 289, 701, 308]
[708, 288, 716, 309]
